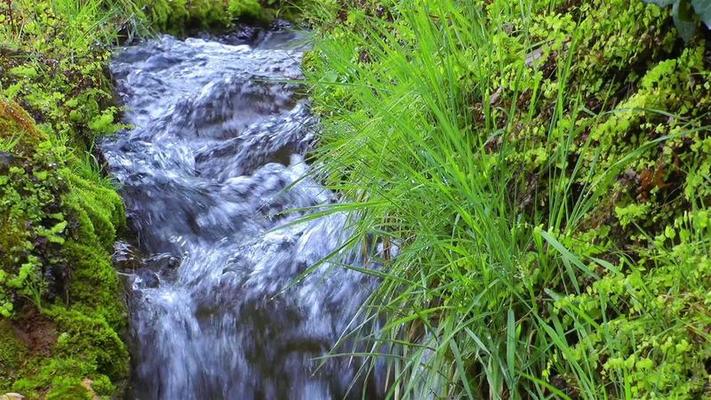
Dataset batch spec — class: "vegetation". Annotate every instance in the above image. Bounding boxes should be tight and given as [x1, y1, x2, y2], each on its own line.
[0, 0, 269, 398]
[301, 0, 711, 399]
[1, 0, 708, 398]
[643, 0, 711, 42]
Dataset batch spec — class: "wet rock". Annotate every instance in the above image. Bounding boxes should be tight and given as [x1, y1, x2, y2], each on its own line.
[270, 19, 292, 31]
[112, 241, 143, 270]
[222, 24, 263, 45]
[43, 263, 68, 302]
[0, 151, 14, 172]
[1, 393, 25, 400]
[145, 253, 180, 272]
[144, 54, 185, 71]
[134, 268, 160, 289]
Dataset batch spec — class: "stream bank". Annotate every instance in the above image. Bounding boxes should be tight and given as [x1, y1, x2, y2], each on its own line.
[0, 1, 292, 398]
[300, 1, 711, 399]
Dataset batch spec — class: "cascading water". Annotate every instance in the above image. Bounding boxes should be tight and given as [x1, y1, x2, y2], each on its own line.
[102, 26, 385, 400]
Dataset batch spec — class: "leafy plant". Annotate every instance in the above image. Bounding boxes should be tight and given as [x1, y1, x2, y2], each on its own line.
[304, 0, 711, 398]
[644, 0, 711, 41]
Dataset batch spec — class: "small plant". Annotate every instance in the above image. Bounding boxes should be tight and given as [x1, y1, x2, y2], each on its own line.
[1, 0, 14, 31]
[644, 0, 711, 41]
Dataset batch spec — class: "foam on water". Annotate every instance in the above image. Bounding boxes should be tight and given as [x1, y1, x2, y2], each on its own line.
[102, 28, 384, 400]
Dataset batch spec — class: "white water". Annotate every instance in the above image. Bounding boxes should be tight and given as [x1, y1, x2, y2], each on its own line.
[102, 28, 385, 400]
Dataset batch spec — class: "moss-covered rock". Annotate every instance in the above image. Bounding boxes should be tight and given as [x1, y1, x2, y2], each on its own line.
[0, 97, 128, 398]
[143, 0, 267, 34]
[0, 3, 131, 394]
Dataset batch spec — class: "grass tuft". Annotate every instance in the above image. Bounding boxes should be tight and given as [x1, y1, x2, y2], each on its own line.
[303, 0, 711, 398]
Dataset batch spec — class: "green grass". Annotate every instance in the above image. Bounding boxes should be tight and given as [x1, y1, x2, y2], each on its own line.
[303, 0, 711, 398]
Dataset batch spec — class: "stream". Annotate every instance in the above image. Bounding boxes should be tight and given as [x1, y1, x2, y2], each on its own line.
[101, 25, 385, 400]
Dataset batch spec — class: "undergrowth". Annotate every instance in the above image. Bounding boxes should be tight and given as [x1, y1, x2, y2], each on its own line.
[302, 0, 711, 398]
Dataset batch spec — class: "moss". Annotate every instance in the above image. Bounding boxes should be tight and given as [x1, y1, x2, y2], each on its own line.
[143, 0, 267, 34]
[14, 357, 102, 400]
[63, 172, 125, 251]
[0, 99, 46, 153]
[0, 100, 128, 397]
[61, 242, 126, 330]
[0, 320, 28, 390]
[0, 38, 128, 400]
[54, 310, 128, 381]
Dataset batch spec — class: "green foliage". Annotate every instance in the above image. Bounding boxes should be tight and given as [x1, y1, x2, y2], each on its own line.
[10, 308, 128, 399]
[303, 0, 711, 398]
[0, 97, 128, 397]
[142, 0, 266, 34]
[0, 0, 136, 396]
[643, 0, 711, 41]
[0, 320, 27, 385]
[0, 103, 66, 319]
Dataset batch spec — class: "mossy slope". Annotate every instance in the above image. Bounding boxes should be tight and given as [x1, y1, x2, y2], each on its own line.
[0, 0, 269, 398]
[0, 97, 128, 398]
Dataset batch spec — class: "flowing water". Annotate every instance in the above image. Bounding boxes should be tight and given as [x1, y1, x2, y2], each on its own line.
[102, 26, 384, 400]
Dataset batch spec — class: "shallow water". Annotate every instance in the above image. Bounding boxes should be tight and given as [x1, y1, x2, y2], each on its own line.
[102, 27, 384, 400]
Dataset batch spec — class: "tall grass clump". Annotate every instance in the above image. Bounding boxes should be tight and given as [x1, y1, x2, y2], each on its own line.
[304, 0, 710, 398]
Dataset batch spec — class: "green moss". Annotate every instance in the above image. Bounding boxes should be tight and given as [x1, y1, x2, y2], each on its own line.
[49, 309, 129, 383]
[0, 320, 28, 390]
[0, 2, 130, 392]
[14, 357, 101, 400]
[44, 381, 94, 400]
[0, 103, 128, 397]
[0, 100, 47, 152]
[63, 171, 125, 252]
[143, 0, 267, 34]
[61, 242, 126, 330]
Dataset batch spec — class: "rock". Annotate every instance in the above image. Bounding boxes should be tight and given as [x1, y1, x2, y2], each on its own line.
[145, 253, 180, 271]
[270, 19, 292, 31]
[135, 268, 160, 289]
[81, 378, 99, 400]
[2, 393, 26, 400]
[0, 151, 14, 172]
[112, 241, 143, 270]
